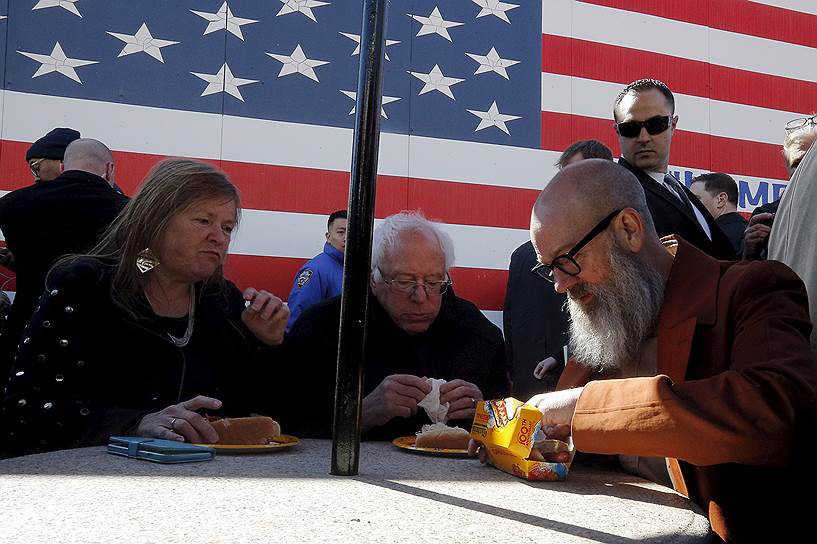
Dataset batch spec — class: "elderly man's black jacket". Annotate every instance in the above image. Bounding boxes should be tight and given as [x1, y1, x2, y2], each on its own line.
[0, 170, 128, 381]
[280, 289, 510, 440]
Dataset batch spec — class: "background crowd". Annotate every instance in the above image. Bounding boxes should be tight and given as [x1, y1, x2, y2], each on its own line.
[0, 78, 815, 543]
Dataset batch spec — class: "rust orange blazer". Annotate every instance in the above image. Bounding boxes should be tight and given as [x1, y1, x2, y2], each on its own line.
[557, 238, 817, 543]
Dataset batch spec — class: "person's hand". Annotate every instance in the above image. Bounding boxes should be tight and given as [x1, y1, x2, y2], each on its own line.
[530, 424, 573, 463]
[439, 379, 483, 421]
[241, 287, 289, 346]
[526, 387, 583, 426]
[533, 356, 560, 379]
[468, 438, 489, 464]
[362, 374, 431, 432]
[0, 247, 15, 271]
[468, 423, 573, 464]
[742, 213, 774, 260]
[469, 426, 573, 465]
[137, 395, 222, 443]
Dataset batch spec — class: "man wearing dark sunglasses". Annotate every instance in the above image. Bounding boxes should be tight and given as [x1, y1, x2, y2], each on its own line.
[613, 79, 735, 260]
[520, 158, 817, 542]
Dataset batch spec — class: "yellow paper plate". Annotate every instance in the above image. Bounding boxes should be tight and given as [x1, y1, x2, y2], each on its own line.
[392, 436, 470, 458]
[196, 434, 300, 454]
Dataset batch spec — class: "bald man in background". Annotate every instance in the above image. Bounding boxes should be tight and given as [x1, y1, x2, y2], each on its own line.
[0, 139, 129, 382]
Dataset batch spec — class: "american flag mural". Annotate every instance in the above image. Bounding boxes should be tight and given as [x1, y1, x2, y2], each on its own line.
[0, 0, 814, 327]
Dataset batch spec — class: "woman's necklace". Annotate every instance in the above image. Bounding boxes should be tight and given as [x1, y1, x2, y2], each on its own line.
[146, 284, 196, 348]
[167, 285, 196, 348]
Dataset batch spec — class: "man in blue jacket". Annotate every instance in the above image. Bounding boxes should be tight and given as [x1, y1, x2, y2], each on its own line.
[286, 210, 346, 331]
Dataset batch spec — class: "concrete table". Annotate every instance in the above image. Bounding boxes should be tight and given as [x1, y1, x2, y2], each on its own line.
[0, 439, 710, 543]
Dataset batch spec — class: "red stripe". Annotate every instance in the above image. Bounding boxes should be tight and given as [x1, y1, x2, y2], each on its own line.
[448, 267, 508, 312]
[0, 141, 540, 231]
[224, 254, 508, 311]
[540, 111, 791, 181]
[0, 140, 179, 195]
[578, 0, 817, 50]
[220, 160, 540, 230]
[542, 34, 817, 115]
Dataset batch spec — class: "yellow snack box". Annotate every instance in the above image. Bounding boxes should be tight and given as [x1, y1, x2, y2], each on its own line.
[470, 397, 574, 482]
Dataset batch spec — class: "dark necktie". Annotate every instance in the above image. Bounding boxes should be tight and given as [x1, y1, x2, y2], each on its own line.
[664, 174, 696, 215]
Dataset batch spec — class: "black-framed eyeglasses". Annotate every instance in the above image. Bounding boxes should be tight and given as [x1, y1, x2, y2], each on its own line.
[617, 115, 671, 138]
[377, 267, 452, 296]
[531, 209, 622, 283]
[785, 115, 816, 132]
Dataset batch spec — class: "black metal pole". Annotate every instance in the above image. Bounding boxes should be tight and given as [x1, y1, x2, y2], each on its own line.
[331, 0, 389, 476]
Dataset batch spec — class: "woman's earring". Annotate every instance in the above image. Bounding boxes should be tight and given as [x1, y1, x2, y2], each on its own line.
[136, 248, 160, 273]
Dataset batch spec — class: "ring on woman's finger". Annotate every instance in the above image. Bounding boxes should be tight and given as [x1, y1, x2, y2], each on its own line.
[169, 417, 177, 430]
[470, 397, 476, 407]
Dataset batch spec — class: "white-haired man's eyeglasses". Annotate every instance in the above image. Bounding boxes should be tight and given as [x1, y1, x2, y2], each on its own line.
[376, 267, 452, 296]
[785, 115, 816, 132]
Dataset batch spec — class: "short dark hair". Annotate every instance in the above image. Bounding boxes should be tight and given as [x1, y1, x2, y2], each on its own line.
[556, 140, 613, 169]
[613, 79, 675, 122]
[328, 209, 348, 230]
[691, 172, 738, 206]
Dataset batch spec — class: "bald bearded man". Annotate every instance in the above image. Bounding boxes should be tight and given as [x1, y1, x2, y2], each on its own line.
[514, 159, 817, 543]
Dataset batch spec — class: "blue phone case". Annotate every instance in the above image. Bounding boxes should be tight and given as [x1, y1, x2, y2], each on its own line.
[107, 436, 214, 463]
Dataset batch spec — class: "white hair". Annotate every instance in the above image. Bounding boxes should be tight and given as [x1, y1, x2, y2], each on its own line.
[783, 124, 817, 169]
[371, 211, 455, 276]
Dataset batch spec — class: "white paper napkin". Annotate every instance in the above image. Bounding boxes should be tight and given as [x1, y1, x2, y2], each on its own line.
[417, 378, 449, 423]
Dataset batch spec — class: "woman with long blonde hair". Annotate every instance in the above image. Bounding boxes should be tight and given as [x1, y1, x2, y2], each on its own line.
[2, 159, 288, 457]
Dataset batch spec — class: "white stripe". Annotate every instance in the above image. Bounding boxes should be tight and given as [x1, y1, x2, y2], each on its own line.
[541, 73, 805, 148]
[542, 0, 817, 84]
[2, 92, 224, 159]
[407, 136, 556, 192]
[709, 28, 817, 84]
[223, 111, 559, 191]
[2, 91, 557, 192]
[0, 84, 5, 145]
[230, 210, 531, 271]
[749, 0, 817, 16]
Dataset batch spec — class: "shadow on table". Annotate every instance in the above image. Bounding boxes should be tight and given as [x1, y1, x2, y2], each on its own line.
[359, 478, 703, 544]
[370, 461, 694, 512]
[0, 443, 702, 516]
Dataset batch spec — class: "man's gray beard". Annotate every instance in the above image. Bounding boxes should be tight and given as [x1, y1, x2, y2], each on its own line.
[566, 242, 665, 373]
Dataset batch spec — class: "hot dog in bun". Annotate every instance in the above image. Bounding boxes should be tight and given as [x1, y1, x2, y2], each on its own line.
[415, 422, 470, 450]
[208, 416, 281, 445]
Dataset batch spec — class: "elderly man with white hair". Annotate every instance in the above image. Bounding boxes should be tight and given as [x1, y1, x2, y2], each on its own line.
[280, 211, 509, 440]
[743, 117, 817, 260]
[769, 116, 817, 353]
